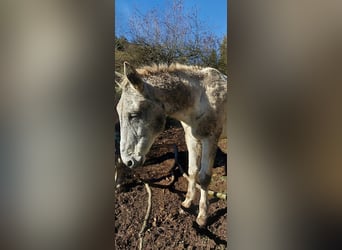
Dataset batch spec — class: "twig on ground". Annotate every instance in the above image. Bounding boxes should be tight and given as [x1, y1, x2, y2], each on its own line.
[138, 182, 152, 250]
[165, 173, 175, 185]
[173, 145, 227, 200]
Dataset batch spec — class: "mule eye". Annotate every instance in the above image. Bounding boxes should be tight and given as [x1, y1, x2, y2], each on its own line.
[129, 113, 139, 119]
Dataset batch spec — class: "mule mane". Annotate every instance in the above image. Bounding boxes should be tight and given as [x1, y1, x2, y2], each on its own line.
[136, 63, 203, 76]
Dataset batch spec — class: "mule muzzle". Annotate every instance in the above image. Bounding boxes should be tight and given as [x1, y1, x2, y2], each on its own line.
[123, 155, 145, 169]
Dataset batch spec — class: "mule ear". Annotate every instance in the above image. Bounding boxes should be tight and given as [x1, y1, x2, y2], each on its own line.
[115, 71, 124, 88]
[123, 62, 144, 92]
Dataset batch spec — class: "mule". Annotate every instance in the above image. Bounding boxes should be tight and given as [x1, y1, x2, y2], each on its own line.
[115, 62, 227, 227]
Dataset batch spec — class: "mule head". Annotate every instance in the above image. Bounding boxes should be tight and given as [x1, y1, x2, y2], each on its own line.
[116, 62, 166, 168]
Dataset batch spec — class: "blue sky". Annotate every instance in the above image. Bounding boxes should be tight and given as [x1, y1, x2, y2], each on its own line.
[115, 0, 227, 40]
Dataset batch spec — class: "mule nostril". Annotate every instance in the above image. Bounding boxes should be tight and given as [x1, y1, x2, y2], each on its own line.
[127, 160, 133, 168]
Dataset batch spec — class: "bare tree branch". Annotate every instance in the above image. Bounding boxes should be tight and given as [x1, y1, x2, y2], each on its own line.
[127, 0, 220, 66]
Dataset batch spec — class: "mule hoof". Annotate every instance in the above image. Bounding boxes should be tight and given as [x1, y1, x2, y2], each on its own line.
[181, 199, 192, 208]
[196, 215, 207, 228]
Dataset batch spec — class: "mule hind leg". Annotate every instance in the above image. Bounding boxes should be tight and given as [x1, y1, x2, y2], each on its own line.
[181, 123, 201, 208]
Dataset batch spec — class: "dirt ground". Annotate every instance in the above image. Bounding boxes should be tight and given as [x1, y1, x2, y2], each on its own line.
[114, 120, 227, 249]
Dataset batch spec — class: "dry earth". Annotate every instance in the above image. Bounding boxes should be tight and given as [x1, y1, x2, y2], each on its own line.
[115, 120, 227, 249]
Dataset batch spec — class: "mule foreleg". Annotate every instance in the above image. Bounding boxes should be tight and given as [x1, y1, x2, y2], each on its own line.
[196, 137, 218, 227]
[181, 125, 201, 208]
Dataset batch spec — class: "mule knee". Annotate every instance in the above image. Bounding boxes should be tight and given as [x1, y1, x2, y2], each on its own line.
[199, 171, 211, 188]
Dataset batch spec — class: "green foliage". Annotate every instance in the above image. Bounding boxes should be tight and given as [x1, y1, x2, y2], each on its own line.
[206, 49, 219, 68]
[115, 39, 150, 73]
[115, 35, 228, 76]
[218, 36, 228, 75]
[115, 36, 128, 51]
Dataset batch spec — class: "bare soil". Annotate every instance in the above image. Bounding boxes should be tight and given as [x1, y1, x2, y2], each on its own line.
[115, 120, 227, 249]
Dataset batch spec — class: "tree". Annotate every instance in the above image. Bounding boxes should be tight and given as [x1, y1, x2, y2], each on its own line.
[126, 0, 219, 66]
[115, 37, 159, 73]
[206, 49, 219, 68]
[115, 36, 128, 51]
[218, 36, 227, 75]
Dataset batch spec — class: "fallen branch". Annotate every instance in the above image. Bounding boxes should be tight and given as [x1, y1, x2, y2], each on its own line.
[138, 182, 152, 250]
[173, 145, 227, 200]
[148, 173, 175, 188]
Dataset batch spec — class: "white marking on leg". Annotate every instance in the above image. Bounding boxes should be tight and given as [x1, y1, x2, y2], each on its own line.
[197, 187, 209, 227]
[181, 123, 201, 208]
